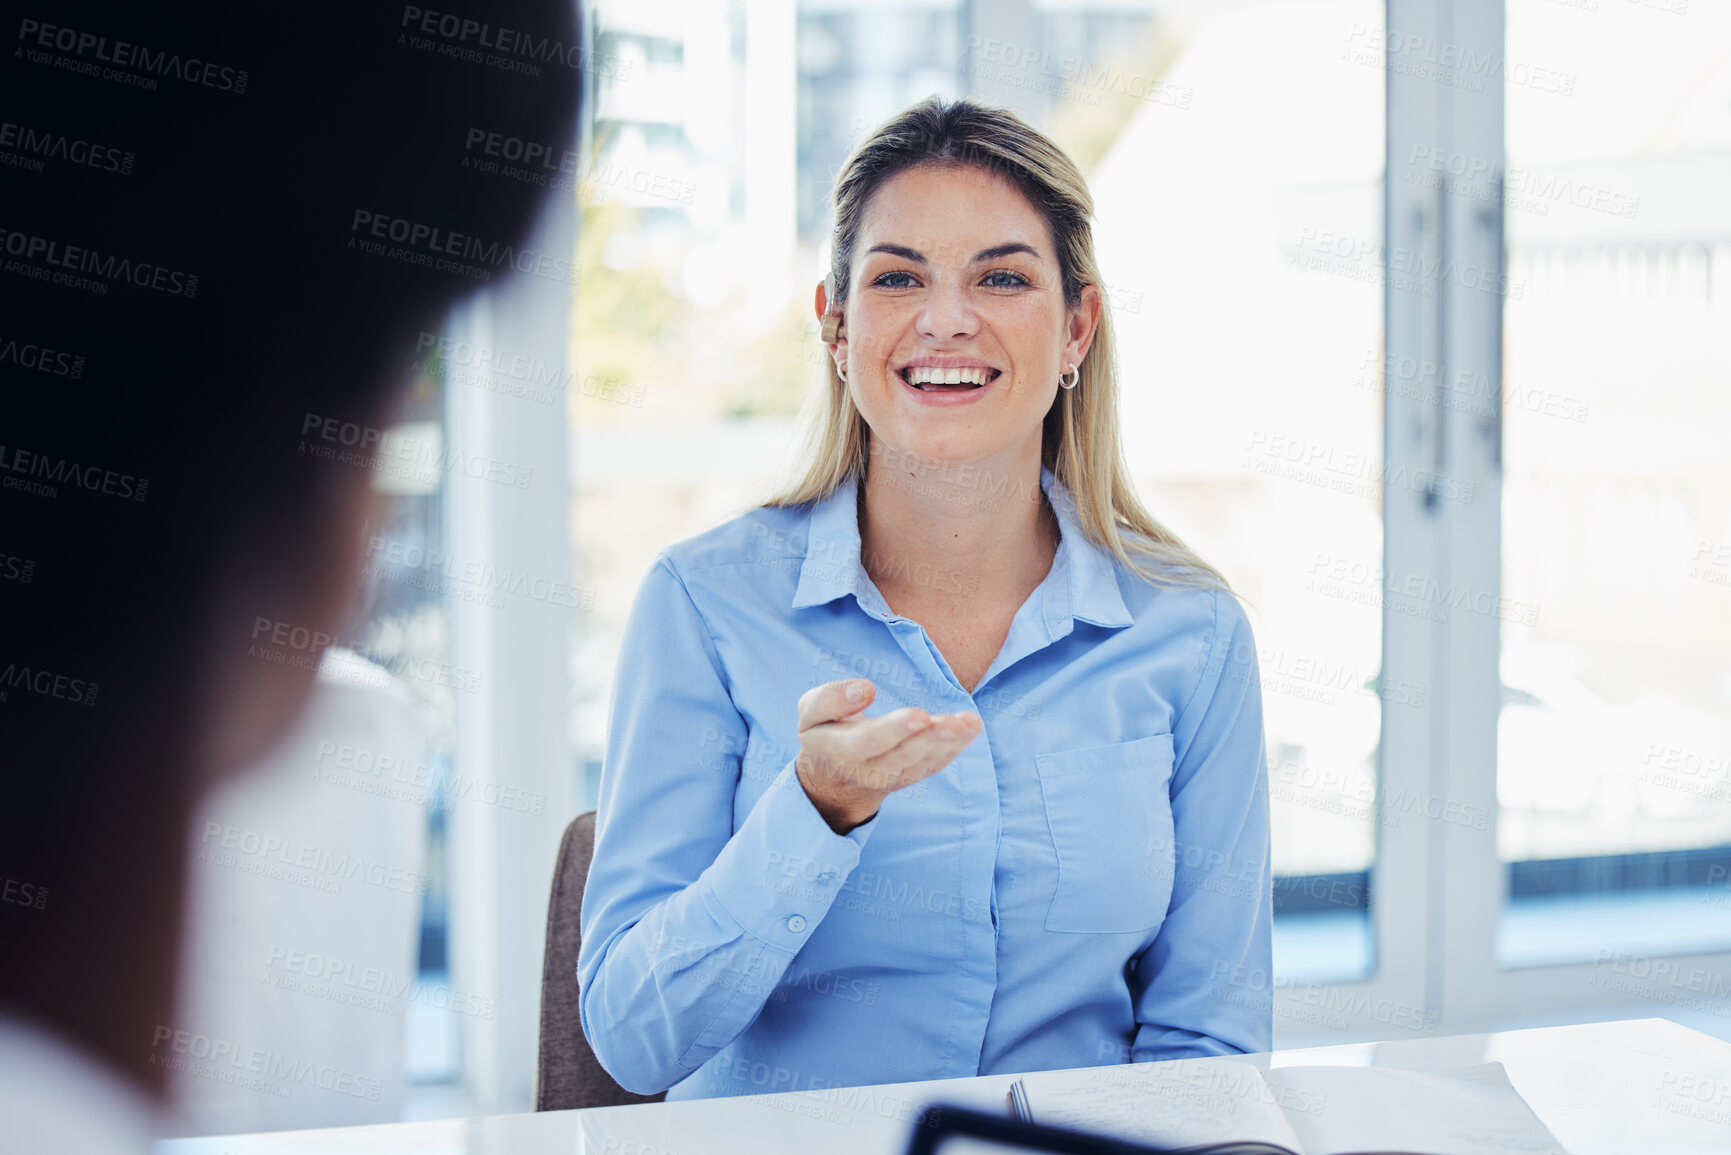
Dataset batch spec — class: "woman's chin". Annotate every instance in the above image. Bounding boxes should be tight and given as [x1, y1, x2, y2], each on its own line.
[874, 426, 1009, 474]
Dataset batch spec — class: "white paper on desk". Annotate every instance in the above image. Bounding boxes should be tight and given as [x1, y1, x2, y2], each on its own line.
[1019, 1056, 1306, 1152]
[1265, 1061, 1569, 1155]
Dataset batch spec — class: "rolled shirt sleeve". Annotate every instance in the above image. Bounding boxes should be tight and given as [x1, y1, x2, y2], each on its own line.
[1129, 588, 1274, 1060]
[576, 555, 877, 1095]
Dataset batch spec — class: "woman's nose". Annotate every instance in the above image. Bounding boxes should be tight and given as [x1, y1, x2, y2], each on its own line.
[916, 278, 980, 341]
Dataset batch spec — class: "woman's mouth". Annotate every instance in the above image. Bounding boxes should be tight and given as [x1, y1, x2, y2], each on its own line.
[897, 366, 1001, 392]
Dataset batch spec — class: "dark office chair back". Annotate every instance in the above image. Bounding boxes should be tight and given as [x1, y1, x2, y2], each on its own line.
[536, 809, 667, 1110]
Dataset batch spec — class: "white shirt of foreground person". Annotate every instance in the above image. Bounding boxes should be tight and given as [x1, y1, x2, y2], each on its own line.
[170, 648, 433, 1135]
[0, 1009, 160, 1154]
[0, 650, 433, 1153]
[578, 462, 1273, 1100]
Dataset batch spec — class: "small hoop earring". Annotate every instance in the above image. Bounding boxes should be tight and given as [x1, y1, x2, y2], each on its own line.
[1059, 363, 1079, 390]
[837, 361, 848, 382]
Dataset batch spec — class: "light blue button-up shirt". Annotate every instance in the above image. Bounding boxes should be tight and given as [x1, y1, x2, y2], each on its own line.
[578, 463, 1272, 1099]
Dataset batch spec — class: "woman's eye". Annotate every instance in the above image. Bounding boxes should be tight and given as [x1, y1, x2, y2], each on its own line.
[870, 269, 1029, 290]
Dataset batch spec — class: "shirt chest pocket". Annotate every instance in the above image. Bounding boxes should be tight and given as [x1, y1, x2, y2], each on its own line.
[1034, 733, 1176, 934]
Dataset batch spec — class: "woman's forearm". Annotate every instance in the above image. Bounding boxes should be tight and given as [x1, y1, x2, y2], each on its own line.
[577, 757, 875, 1094]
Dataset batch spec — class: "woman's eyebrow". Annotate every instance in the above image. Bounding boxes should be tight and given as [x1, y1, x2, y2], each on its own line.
[864, 241, 1043, 263]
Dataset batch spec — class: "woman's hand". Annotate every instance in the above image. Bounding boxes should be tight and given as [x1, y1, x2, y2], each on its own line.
[794, 679, 982, 834]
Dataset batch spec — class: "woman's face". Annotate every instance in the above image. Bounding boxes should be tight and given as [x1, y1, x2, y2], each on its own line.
[834, 163, 1101, 474]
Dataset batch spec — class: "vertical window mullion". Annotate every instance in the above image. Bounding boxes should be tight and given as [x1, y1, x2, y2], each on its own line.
[1381, 0, 1467, 1030]
[1430, 0, 1509, 1026]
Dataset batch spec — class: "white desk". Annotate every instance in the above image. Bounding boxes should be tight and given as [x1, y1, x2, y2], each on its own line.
[157, 1018, 1731, 1154]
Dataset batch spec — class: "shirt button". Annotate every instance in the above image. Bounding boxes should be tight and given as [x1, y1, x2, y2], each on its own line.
[786, 915, 808, 933]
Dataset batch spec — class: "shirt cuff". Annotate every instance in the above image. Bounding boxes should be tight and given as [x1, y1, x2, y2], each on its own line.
[699, 757, 875, 952]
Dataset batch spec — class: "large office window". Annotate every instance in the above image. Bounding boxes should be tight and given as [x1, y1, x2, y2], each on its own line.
[1377, 0, 1731, 1037]
[1493, 1, 1731, 965]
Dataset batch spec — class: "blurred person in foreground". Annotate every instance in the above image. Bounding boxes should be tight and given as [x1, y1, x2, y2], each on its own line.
[0, 2, 581, 1147]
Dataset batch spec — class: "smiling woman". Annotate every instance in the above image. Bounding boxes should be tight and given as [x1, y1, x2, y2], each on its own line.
[577, 96, 1273, 1100]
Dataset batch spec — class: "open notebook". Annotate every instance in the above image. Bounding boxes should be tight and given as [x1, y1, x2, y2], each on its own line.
[1006, 1057, 1569, 1155]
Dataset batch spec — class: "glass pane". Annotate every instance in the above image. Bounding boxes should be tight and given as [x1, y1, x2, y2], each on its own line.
[1090, 1, 1387, 985]
[343, 375, 463, 1084]
[1497, 0, 1731, 966]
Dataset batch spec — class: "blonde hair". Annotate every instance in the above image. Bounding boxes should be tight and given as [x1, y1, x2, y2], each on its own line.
[762, 95, 1228, 594]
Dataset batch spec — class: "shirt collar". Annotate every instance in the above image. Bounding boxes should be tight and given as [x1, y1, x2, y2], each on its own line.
[791, 462, 1134, 630]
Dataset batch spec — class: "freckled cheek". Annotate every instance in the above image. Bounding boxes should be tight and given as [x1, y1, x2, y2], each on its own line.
[844, 318, 900, 380]
[975, 295, 1049, 336]
[989, 318, 1053, 380]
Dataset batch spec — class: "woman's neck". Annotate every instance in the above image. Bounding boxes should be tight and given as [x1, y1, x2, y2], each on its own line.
[857, 451, 1059, 606]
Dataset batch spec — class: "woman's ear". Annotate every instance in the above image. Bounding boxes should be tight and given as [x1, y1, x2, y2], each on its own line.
[1064, 283, 1103, 369]
[818, 273, 845, 344]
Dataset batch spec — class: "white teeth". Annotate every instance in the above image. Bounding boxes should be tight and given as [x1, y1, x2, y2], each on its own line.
[905, 366, 992, 386]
